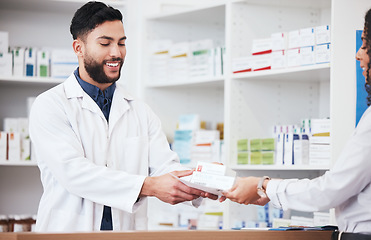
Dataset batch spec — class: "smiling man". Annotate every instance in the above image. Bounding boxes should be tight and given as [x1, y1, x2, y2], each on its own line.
[29, 1, 216, 232]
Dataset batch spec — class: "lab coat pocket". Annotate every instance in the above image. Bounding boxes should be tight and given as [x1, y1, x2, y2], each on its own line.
[119, 136, 149, 175]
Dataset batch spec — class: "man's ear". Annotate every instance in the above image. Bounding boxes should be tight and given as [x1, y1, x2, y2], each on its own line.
[72, 38, 84, 57]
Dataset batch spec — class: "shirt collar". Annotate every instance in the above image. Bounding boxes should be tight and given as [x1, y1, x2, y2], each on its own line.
[74, 68, 116, 103]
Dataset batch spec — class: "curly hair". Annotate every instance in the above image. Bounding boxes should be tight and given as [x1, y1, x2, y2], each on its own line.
[70, 1, 122, 41]
[364, 8, 371, 105]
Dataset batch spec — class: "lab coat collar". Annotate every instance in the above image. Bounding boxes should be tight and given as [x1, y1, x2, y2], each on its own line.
[63, 73, 135, 129]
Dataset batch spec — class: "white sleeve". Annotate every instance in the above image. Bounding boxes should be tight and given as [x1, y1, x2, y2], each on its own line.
[266, 109, 371, 212]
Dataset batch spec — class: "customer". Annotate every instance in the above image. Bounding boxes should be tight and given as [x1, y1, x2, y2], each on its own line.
[29, 1, 216, 232]
[222, 8, 371, 235]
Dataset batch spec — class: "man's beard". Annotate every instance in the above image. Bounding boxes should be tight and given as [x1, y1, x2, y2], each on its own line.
[84, 53, 123, 84]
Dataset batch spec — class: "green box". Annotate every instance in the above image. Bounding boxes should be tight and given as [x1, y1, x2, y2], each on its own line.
[237, 152, 249, 164]
[262, 138, 275, 151]
[237, 139, 249, 152]
[250, 152, 262, 165]
[250, 139, 262, 152]
[262, 151, 275, 165]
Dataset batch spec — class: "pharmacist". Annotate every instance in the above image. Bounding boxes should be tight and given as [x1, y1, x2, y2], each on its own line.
[29, 1, 217, 232]
[222, 8, 371, 235]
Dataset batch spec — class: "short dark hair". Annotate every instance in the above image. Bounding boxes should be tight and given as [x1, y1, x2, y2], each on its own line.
[70, 1, 122, 40]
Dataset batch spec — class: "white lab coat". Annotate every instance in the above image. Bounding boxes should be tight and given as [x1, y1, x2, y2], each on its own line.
[267, 106, 371, 233]
[29, 73, 187, 232]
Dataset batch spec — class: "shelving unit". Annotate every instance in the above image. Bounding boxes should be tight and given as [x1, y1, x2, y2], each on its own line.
[140, 0, 371, 230]
[0, 0, 126, 216]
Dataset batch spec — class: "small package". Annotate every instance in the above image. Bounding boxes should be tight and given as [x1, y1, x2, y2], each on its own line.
[288, 30, 300, 49]
[252, 38, 272, 55]
[271, 50, 286, 69]
[232, 56, 252, 73]
[25, 48, 37, 77]
[316, 43, 331, 64]
[12, 47, 25, 76]
[271, 32, 287, 51]
[0, 52, 12, 76]
[299, 27, 315, 47]
[286, 48, 301, 67]
[0, 31, 8, 54]
[8, 132, 21, 162]
[315, 25, 331, 45]
[300, 46, 315, 66]
[37, 50, 50, 77]
[252, 54, 271, 71]
[0, 132, 7, 161]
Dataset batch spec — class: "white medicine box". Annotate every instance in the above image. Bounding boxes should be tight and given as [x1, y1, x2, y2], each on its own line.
[316, 25, 331, 45]
[300, 46, 315, 66]
[288, 30, 300, 49]
[271, 50, 286, 69]
[0, 52, 12, 76]
[316, 43, 331, 64]
[0, 132, 7, 161]
[286, 48, 301, 67]
[251, 38, 272, 55]
[0, 31, 8, 54]
[299, 27, 315, 47]
[12, 47, 25, 76]
[271, 32, 287, 51]
[25, 48, 37, 77]
[37, 50, 50, 77]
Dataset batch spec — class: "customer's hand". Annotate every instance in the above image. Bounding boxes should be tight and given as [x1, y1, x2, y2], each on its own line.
[221, 177, 270, 206]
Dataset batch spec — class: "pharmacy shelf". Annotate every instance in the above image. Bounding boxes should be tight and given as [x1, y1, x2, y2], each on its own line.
[147, 2, 225, 23]
[231, 164, 330, 171]
[232, 63, 330, 82]
[145, 76, 225, 88]
[0, 76, 63, 86]
[0, 161, 37, 167]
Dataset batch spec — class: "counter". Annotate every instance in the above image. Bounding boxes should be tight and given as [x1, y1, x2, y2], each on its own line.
[0, 230, 333, 240]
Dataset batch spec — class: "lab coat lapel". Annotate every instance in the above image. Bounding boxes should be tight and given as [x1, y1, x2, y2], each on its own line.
[108, 84, 134, 137]
[64, 73, 106, 120]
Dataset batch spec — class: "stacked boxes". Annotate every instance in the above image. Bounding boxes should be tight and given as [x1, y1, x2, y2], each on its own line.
[0, 118, 32, 163]
[237, 138, 275, 165]
[232, 24, 331, 74]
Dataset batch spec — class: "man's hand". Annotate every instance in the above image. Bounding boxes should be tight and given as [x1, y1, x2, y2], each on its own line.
[221, 177, 270, 206]
[140, 170, 217, 205]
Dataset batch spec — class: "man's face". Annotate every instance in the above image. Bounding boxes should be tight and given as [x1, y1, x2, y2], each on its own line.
[82, 20, 126, 84]
[356, 32, 370, 81]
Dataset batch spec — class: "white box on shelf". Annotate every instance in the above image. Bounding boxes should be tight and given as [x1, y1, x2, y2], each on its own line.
[271, 50, 286, 69]
[18, 118, 30, 161]
[37, 50, 50, 77]
[232, 56, 253, 73]
[51, 48, 78, 78]
[0, 52, 12, 76]
[0, 31, 8, 54]
[293, 134, 309, 165]
[288, 30, 300, 49]
[284, 133, 294, 165]
[214, 47, 223, 77]
[316, 43, 331, 64]
[251, 38, 272, 55]
[299, 27, 315, 47]
[311, 118, 331, 135]
[24, 48, 37, 77]
[315, 25, 331, 45]
[271, 32, 287, 51]
[12, 47, 25, 76]
[252, 54, 271, 71]
[275, 133, 285, 165]
[286, 48, 301, 67]
[0, 132, 7, 161]
[169, 42, 190, 82]
[300, 46, 315, 66]
[8, 132, 21, 162]
[3, 118, 19, 133]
